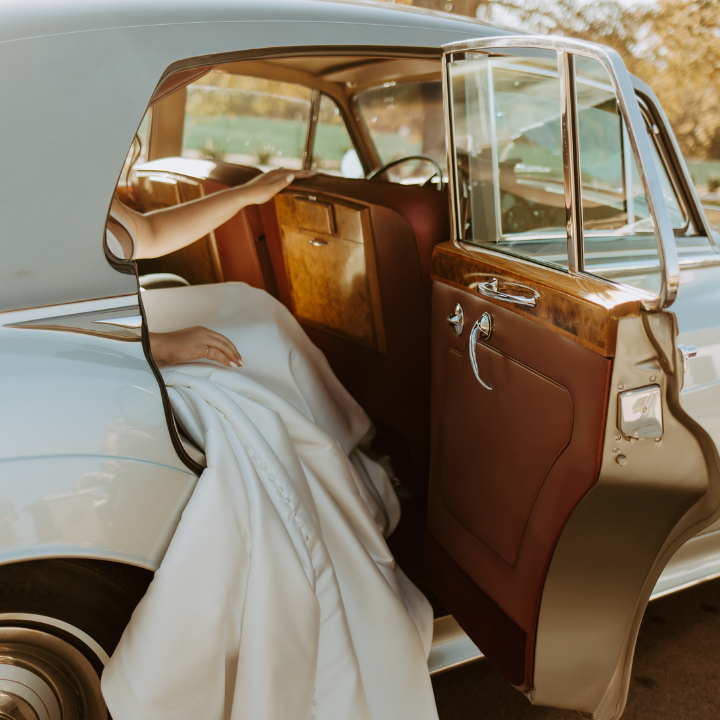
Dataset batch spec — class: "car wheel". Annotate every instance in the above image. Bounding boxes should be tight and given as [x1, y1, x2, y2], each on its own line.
[0, 559, 153, 720]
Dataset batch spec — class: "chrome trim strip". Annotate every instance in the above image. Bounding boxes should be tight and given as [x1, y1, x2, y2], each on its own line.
[0, 294, 139, 321]
[678, 253, 720, 270]
[442, 35, 680, 310]
[632, 79, 717, 248]
[559, 51, 583, 272]
[0, 613, 110, 665]
[487, 61, 503, 243]
[91, 314, 143, 329]
[6, 306, 142, 341]
[442, 51, 461, 244]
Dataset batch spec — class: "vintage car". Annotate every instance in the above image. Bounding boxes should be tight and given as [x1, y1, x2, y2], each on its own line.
[1, 0, 720, 718]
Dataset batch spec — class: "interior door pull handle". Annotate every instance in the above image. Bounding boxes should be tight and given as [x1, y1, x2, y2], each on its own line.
[309, 238, 328, 247]
[477, 277, 539, 307]
[469, 313, 493, 390]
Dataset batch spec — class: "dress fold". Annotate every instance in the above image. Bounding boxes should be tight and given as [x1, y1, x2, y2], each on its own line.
[101, 283, 438, 720]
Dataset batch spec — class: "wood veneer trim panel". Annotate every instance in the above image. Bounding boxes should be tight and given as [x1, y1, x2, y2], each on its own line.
[275, 192, 386, 352]
[292, 197, 336, 236]
[432, 242, 643, 357]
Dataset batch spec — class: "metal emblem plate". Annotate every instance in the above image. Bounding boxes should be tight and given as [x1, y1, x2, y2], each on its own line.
[617, 384, 663, 440]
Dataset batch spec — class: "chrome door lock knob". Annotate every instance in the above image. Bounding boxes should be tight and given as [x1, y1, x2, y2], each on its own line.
[446, 303, 465, 336]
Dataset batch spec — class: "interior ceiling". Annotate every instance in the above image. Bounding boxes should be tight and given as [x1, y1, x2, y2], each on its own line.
[218, 55, 441, 92]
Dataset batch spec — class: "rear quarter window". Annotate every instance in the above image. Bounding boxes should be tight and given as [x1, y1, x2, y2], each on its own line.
[182, 70, 312, 170]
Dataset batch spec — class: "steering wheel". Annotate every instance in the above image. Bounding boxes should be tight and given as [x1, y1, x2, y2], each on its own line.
[367, 155, 444, 191]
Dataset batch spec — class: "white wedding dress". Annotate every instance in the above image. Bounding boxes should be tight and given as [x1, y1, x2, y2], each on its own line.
[101, 282, 439, 720]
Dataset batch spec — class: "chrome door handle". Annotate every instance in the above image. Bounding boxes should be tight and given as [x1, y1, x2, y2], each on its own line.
[309, 238, 328, 247]
[477, 277, 539, 307]
[469, 312, 493, 390]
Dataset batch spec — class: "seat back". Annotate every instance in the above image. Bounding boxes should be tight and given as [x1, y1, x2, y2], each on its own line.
[262, 175, 450, 467]
[130, 161, 450, 466]
[133, 158, 275, 292]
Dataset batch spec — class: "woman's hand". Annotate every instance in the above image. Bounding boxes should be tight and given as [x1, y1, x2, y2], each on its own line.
[242, 168, 315, 206]
[149, 327, 243, 368]
[114, 168, 316, 260]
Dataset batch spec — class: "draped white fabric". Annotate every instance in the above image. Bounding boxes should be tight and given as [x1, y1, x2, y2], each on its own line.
[101, 283, 439, 720]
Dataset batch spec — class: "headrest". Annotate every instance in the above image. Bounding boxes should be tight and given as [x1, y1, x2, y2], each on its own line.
[150, 66, 214, 106]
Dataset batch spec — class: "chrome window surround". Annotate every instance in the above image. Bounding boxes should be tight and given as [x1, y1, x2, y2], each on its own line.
[442, 35, 681, 311]
[634, 80, 718, 245]
[638, 106, 691, 237]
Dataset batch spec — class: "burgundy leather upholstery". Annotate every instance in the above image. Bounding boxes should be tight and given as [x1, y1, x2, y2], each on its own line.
[134, 159, 275, 292]
[135, 162, 450, 468]
[426, 281, 612, 690]
[261, 175, 450, 464]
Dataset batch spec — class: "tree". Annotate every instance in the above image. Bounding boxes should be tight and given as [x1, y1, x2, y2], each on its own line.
[378, 0, 720, 159]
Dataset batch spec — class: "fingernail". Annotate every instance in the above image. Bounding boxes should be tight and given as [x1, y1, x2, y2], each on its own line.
[230, 361, 238, 368]
[286, 174, 294, 182]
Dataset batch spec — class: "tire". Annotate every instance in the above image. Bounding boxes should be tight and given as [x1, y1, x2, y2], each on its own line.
[0, 558, 153, 720]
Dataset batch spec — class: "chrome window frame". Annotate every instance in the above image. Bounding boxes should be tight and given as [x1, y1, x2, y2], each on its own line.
[634, 80, 718, 245]
[442, 35, 681, 311]
[308, 92, 368, 175]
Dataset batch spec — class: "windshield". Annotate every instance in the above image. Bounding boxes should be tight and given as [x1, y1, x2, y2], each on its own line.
[355, 80, 446, 182]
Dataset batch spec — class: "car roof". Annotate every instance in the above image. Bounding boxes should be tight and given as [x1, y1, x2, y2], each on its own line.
[0, 0, 515, 313]
[0, 0, 504, 44]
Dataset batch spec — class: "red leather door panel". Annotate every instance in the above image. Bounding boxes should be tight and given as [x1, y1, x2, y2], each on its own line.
[439, 340, 574, 567]
[427, 278, 612, 690]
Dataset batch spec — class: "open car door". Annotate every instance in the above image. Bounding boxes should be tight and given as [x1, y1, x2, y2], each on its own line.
[426, 36, 720, 718]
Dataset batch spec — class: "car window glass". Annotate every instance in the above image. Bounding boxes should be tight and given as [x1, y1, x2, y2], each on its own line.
[312, 95, 358, 177]
[645, 137, 687, 230]
[356, 80, 446, 183]
[575, 57, 663, 295]
[448, 54, 569, 269]
[182, 70, 312, 169]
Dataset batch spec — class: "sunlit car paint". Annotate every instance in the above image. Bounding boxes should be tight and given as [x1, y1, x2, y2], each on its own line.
[0, 0, 718, 680]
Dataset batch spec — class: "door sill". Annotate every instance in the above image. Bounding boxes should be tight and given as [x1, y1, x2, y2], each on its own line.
[428, 615, 483, 675]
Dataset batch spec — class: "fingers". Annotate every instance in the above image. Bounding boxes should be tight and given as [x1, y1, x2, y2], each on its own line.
[204, 329, 242, 366]
[149, 327, 247, 369]
[206, 346, 236, 368]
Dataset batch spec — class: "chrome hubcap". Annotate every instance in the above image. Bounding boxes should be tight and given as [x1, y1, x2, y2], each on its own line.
[0, 628, 106, 720]
[0, 692, 40, 720]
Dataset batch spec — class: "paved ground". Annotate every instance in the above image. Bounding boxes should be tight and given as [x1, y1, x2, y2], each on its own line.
[432, 577, 720, 719]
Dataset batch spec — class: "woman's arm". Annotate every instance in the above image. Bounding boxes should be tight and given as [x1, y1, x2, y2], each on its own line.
[112, 168, 310, 259]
